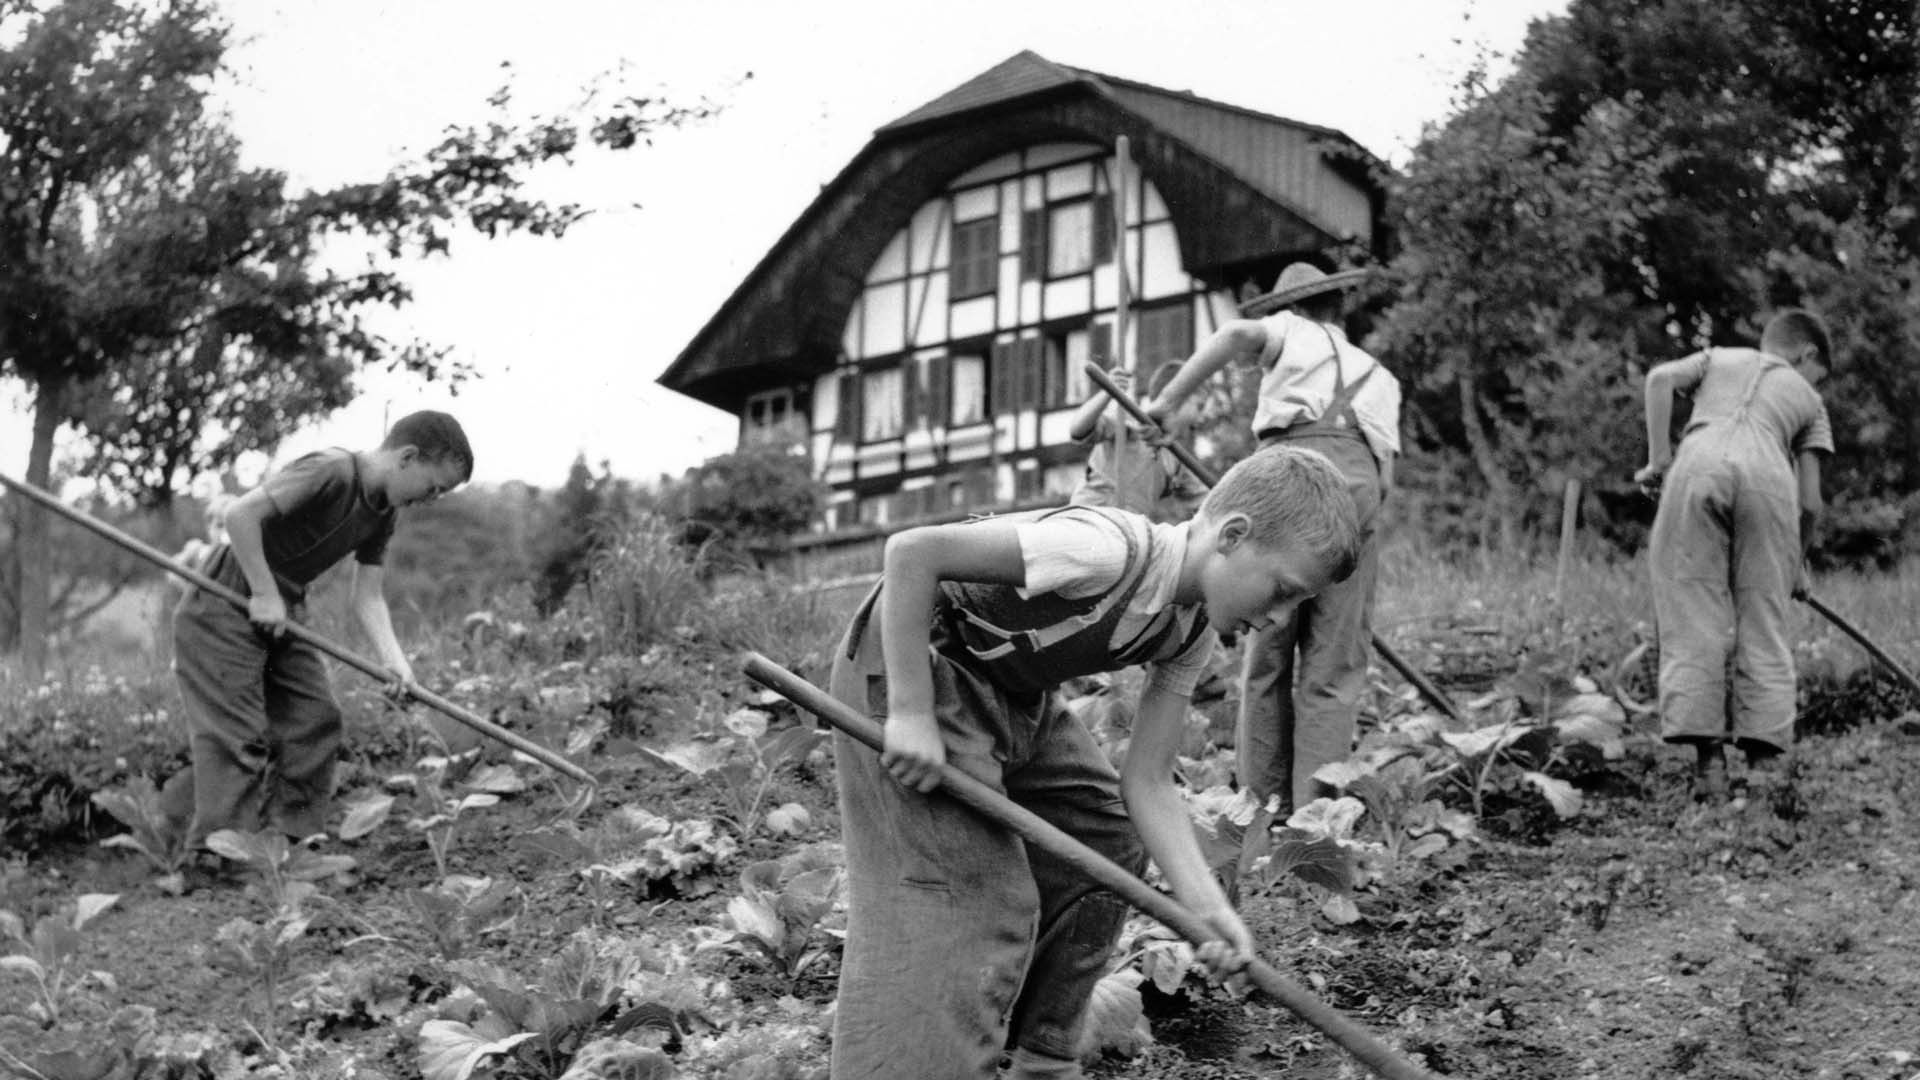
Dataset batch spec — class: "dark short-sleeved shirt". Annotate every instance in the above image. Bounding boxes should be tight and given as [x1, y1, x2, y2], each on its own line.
[258, 448, 397, 585]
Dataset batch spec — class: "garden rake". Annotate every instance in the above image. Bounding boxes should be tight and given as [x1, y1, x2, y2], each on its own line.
[1082, 362, 1469, 724]
[0, 471, 597, 791]
[742, 651, 1444, 1080]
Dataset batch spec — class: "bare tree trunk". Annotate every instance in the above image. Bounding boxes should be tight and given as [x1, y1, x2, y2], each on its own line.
[20, 377, 58, 677]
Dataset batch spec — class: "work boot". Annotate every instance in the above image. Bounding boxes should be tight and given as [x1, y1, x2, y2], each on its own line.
[1688, 747, 1728, 805]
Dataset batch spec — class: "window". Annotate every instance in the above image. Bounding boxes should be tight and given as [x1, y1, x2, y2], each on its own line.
[1137, 304, 1193, 375]
[1046, 201, 1094, 277]
[861, 367, 904, 441]
[949, 352, 987, 425]
[1024, 194, 1113, 281]
[1041, 326, 1092, 410]
[744, 388, 791, 431]
[949, 217, 998, 300]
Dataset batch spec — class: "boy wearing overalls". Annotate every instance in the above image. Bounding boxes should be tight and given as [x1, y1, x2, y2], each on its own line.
[1147, 263, 1402, 812]
[828, 446, 1361, 1079]
[1635, 309, 1834, 800]
[160, 411, 473, 848]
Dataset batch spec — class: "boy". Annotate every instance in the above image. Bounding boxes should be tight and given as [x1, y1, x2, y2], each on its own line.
[1634, 309, 1834, 800]
[827, 446, 1361, 1080]
[1146, 263, 1401, 813]
[1066, 361, 1207, 522]
[160, 410, 474, 847]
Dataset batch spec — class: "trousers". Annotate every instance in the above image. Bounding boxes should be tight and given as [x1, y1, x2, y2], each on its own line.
[827, 618, 1144, 1079]
[1237, 434, 1383, 811]
[159, 555, 341, 845]
[1649, 422, 1800, 750]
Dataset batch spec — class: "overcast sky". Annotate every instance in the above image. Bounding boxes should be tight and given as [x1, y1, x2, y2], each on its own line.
[2, 0, 1568, 492]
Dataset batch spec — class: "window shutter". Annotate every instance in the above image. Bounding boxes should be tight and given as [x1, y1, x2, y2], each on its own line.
[1018, 337, 1043, 408]
[904, 360, 925, 429]
[927, 354, 949, 430]
[1020, 208, 1047, 281]
[1093, 193, 1114, 265]
[1091, 323, 1113, 371]
[990, 341, 1013, 415]
[835, 373, 859, 440]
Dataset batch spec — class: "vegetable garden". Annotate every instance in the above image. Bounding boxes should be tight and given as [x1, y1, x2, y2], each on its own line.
[4, 545, 1920, 1080]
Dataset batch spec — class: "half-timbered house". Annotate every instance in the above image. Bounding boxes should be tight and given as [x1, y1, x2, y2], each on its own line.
[658, 50, 1387, 559]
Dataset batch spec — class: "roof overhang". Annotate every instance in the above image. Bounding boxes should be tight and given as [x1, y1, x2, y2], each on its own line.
[659, 86, 1354, 412]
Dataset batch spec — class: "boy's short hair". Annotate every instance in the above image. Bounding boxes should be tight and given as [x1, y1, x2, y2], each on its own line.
[384, 410, 474, 481]
[1147, 361, 1185, 399]
[1762, 308, 1834, 370]
[1199, 446, 1361, 581]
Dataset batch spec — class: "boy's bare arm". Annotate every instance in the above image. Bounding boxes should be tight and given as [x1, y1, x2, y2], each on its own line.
[875, 521, 1026, 791]
[1068, 369, 1128, 441]
[222, 489, 289, 637]
[349, 563, 416, 695]
[1795, 450, 1824, 562]
[1120, 683, 1254, 980]
[1146, 320, 1266, 422]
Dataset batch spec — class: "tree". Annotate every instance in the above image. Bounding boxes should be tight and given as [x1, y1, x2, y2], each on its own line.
[1377, 0, 1920, 549]
[0, 0, 720, 672]
[668, 447, 824, 570]
[1373, 64, 1672, 547]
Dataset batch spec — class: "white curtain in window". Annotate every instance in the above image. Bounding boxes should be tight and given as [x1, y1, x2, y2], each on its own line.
[949, 356, 986, 425]
[862, 368, 904, 440]
[1047, 202, 1094, 277]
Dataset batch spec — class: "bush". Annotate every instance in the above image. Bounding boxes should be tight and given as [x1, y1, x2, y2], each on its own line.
[0, 665, 185, 852]
[588, 513, 712, 653]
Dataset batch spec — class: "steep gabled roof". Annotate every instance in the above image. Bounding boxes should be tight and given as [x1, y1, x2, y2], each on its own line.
[659, 51, 1388, 413]
[878, 50, 1088, 132]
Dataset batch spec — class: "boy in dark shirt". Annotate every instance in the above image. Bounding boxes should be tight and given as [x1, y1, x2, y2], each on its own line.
[160, 411, 473, 847]
[827, 445, 1360, 1079]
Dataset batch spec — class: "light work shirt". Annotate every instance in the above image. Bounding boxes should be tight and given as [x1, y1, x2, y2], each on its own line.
[1251, 310, 1402, 464]
[1012, 508, 1215, 698]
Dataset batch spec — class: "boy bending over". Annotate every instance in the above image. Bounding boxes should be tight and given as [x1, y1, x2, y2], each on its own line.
[827, 445, 1361, 1079]
[1635, 309, 1833, 800]
[161, 411, 473, 848]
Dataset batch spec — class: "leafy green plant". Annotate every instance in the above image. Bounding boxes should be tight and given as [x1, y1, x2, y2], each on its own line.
[394, 752, 528, 879]
[210, 911, 312, 1051]
[1313, 746, 1479, 867]
[699, 843, 846, 986]
[204, 828, 357, 913]
[0, 1003, 180, 1080]
[408, 874, 522, 961]
[578, 805, 741, 901]
[0, 674, 184, 853]
[639, 707, 824, 839]
[89, 776, 189, 894]
[0, 894, 120, 1026]
[420, 931, 655, 1080]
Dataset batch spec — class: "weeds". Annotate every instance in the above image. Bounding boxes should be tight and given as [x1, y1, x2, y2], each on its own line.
[640, 706, 825, 840]
[0, 894, 120, 1026]
[89, 777, 190, 894]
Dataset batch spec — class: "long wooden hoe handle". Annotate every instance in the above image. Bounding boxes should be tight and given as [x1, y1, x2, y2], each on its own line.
[0, 471, 594, 786]
[741, 652, 1442, 1080]
[1799, 591, 1920, 700]
[1081, 362, 1467, 724]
